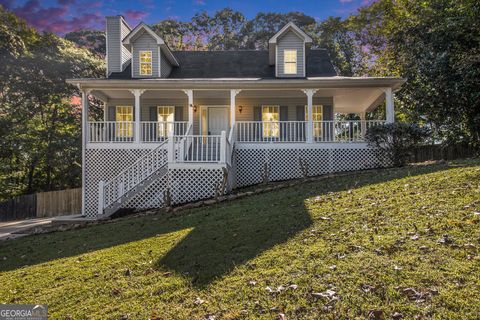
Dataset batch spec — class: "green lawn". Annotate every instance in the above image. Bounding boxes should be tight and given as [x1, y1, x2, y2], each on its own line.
[1, 160, 479, 319]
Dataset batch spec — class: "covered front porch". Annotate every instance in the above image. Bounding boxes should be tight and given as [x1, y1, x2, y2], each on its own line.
[81, 85, 396, 146]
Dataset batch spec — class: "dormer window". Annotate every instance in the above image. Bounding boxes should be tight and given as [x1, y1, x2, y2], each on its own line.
[284, 50, 297, 74]
[139, 51, 152, 76]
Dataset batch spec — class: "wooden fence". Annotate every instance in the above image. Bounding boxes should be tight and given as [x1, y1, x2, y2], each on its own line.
[36, 188, 82, 218]
[0, 194, 36, 222]
[0, 188, 81, 222]
[409, 144, 477, 163]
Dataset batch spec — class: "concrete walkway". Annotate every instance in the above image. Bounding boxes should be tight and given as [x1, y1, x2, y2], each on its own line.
[0, 215, 84, 240]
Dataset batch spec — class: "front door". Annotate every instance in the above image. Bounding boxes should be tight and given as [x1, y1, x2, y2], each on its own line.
[207, 107, 229, 135]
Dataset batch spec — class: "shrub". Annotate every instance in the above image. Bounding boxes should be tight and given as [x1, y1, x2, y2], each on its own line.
[366, 123, 430, 167]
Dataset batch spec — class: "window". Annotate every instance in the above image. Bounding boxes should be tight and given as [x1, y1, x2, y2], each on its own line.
[284, 49, 297, 74]
[157, 106, 174, 136]
[139, 51, 152, 76]
[115, 106, 133, 138]
[262, 106, 279, 138]
[305, 105, 323, 137]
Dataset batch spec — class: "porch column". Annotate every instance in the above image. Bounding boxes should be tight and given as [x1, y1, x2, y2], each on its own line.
[385, 87, 394, 123]
[230, 89, 241, 129]
[130, 89, 145, 143]
[359, 112, 367, 140]
[302, 89, 318, 143]
[81, 89, 90, 216]
[183, 89, 194, 126]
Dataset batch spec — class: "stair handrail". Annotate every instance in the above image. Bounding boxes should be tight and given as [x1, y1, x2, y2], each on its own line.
[226, 124, 236, 166]
[176, 123, 193, 162]
[100, 139, 169, 212]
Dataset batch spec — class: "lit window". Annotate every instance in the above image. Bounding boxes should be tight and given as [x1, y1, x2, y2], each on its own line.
[262, 105, 279, 138]
[116, 106, 133, 138]
[157, 106, 174, 137]
[139, 51, 152, 76]
[284, 49, 297, 74]
[305, 105, 323, 137]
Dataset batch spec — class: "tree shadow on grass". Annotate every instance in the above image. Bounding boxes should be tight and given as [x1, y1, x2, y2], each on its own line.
[156, 161, 474, 286]
[157, 189, 313, 286]
[0, 162, 471, 280]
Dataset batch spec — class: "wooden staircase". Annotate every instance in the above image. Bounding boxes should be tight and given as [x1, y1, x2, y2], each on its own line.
[98, 140, 169, 219]
[97, 126, 236, 219]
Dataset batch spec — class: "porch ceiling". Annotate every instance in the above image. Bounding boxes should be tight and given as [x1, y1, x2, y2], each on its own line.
[91, 87, 386, 114]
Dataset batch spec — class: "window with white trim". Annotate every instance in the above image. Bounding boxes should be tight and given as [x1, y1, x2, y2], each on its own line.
[139, 51, 152, 76]
[115, 106, 133, 138]
[157, 106, 174, 137]
[262, 105, 279, 138]
[284, 49, 297, 74]
[305, 105, 323, 137]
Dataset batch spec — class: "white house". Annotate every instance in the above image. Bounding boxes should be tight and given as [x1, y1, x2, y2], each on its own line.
[67, 16, 405, 219]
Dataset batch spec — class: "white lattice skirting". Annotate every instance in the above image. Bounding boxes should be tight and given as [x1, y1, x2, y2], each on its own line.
[85, 148, 227, 218]
[235, 144, 389, 188]
[85, 144, 388, 219]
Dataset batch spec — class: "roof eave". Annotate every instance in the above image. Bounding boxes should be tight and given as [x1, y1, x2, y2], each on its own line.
[67, 77, 406, 91]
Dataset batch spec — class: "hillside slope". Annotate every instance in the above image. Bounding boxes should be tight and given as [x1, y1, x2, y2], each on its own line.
[1, 160, 479, 319]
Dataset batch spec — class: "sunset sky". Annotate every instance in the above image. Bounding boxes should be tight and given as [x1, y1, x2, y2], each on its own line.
[0, 0, 372, 35]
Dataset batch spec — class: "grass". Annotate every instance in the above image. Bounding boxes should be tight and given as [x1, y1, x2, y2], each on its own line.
[1, 159, 480, 319]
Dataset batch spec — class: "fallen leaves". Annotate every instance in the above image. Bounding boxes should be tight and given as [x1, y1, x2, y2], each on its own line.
[194, 297, 206, 305]
[398, 287, 439, 303]
[360, 284, 377, 293]
[368, 309, 384, 320]
[311, 289, 337, 299]
[438, 234, 455, 245]
[265, 284, 298, 294]
[391, 312, 403, 319]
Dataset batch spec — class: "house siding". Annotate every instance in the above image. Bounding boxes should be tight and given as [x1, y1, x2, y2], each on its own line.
[276, 30, 305, 78]
[160, 51, 173, 77]
[132, 33, 160, 78]
[120, 21, 131, 70]
[106, 99, 188, 122]
[104, 97, 333, 135]
[106, 17, 131, 75]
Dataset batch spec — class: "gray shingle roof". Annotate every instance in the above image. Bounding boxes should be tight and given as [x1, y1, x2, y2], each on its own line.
[108, 49, 336, 79]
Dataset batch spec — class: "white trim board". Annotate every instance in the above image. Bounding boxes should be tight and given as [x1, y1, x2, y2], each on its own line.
[86, 144, 162, 150]
[198, 105, 230, 136]
[235, 142, 370, 150]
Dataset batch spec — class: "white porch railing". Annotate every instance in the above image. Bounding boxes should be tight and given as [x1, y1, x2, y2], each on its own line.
[236, 120, 386, 143]
[88, 121, 135, 143]
[314, 120, 386, 142]
[141, 121, 188, 142]
[236, 121, 307, 143]
[88, 121, 188, 143]
[174, 135, 223, 163]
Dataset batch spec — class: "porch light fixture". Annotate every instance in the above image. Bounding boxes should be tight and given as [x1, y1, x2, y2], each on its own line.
[190, 104, 197, 112]
[238, 105, 243, 113]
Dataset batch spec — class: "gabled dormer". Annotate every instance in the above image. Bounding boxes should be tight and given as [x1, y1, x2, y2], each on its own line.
[268, 22, 313, 78]
[106, 16, 179, 79]
[122, 22, 179, 78]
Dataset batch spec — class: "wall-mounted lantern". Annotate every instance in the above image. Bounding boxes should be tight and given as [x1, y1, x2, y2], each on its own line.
[238, 105, 243, 113]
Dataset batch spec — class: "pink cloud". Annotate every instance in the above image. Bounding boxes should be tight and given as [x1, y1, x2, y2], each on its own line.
[124, 9, 148, 21]
[1, 0, 104, 34]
